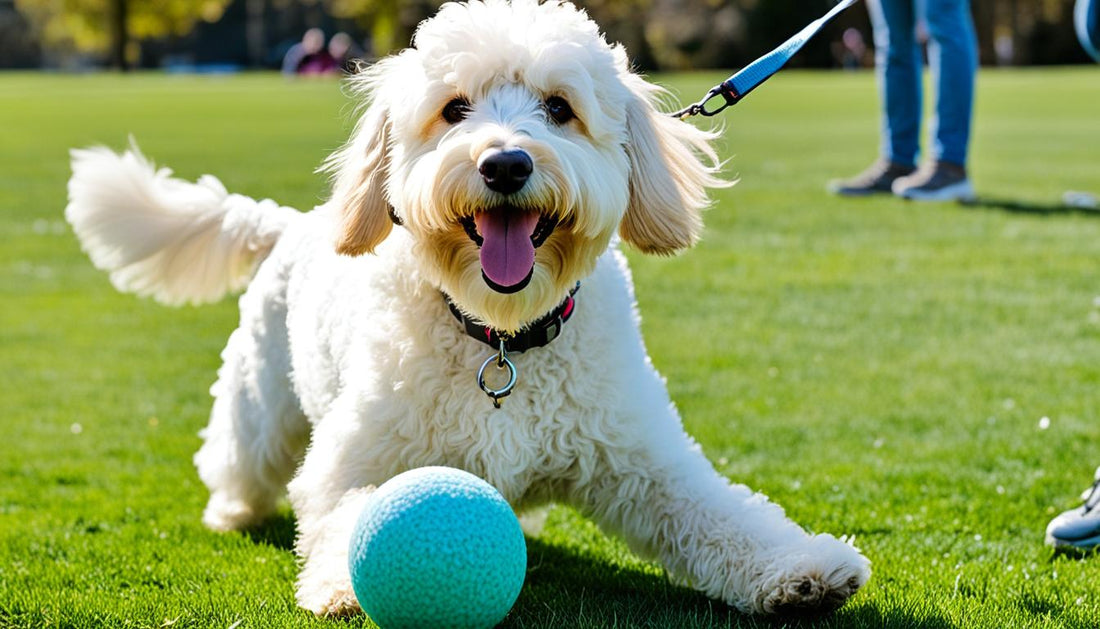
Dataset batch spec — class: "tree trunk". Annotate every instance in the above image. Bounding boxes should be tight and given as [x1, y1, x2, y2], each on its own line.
[246, 0, 266, 67]
[110, 0, 130, 71]
[972, 0, 995, 65]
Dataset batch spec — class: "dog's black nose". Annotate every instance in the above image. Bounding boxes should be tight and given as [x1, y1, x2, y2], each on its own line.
[478, 149, 533, 195]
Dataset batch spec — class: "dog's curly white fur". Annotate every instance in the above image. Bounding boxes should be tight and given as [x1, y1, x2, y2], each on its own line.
[66, 0, 869, 616]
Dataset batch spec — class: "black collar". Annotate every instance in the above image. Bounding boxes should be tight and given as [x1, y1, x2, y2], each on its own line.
[445, 283, 579, 353]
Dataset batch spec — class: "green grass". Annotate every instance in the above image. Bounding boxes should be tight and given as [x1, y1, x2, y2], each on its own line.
[1, 67, 1099, 628]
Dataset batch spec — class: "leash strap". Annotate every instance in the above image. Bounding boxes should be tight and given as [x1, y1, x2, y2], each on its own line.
[672, 0, 862, 118]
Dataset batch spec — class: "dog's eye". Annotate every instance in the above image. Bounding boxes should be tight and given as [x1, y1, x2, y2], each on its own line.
[545, 96, 575, 125]
[442, 97, 471, 124]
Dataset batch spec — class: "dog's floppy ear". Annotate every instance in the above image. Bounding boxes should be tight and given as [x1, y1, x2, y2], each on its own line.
[325, 77, 394, 256]
[619, 72, 727, 255]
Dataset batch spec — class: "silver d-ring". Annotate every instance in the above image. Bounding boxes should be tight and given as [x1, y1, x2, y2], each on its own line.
[477, 352, 517, 406]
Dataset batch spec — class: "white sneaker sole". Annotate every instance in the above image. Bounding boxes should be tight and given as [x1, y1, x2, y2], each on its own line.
[893, 179, 975, 202]
[1046, 532, 1100, 552]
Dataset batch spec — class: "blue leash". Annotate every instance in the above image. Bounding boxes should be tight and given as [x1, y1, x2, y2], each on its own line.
[672, 0, 862, 119]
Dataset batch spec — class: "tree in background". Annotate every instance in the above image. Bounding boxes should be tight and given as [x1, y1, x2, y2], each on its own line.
[9, 0, 1097, 71]
[14, 0, 232, 69]
[321, 0, 438, 58]
[0, 0, 41, 68]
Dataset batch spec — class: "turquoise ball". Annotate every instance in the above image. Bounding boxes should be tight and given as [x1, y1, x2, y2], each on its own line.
[348, 467, 527, 629]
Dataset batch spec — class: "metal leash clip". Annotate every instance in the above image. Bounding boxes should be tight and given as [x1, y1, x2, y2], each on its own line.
[669, 0, 861, 120]
[477, 338, 517, 409]
[670, 82, 741, 119]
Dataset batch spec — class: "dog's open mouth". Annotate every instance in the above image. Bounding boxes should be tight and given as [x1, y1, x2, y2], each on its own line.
[460, 206, 558, 294]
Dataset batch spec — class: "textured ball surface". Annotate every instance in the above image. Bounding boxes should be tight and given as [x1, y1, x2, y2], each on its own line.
[348, 467, 527, 629]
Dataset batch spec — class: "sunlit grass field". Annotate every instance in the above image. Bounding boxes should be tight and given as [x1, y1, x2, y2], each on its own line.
[1, 67, 1098, 628]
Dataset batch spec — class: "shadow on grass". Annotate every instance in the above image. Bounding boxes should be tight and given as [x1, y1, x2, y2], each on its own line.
[245, 510, 297, 551]
[236, 514, 954, 628]
[505, 538, 953, 629]
[960, 196, 1100, 218]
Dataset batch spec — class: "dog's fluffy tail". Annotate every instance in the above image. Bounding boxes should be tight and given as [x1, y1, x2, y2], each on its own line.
[66, 143, 301, 306]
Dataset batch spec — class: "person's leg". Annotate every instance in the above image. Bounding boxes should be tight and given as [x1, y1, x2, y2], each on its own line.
[1075, 0, 1100, 63]
[891, 0, 977, 200]
[922, 0, 978, 167]
[870, 0, 922, 168]
[827, 0, 920, 196]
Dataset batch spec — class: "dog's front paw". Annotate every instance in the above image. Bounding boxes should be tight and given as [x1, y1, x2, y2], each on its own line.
[296, 576, 362, 617]
[201, 492, 270, 532]
[754, 534, 870, 614]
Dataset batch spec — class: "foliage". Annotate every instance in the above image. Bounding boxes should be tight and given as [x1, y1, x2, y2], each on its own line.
[324, 0, 401, 54]
[1, 68, 1099, 627]
[7, 0, 1097, 70]
[13, 0, 231, 61]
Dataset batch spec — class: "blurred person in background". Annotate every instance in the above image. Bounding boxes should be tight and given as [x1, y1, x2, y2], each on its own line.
[328, 32, 364, 74]
[834, 27, 869, 70]
[283, 28, 335, 75]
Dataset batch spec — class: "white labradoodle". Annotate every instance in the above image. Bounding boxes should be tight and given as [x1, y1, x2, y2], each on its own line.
[66, 0, 869, 616]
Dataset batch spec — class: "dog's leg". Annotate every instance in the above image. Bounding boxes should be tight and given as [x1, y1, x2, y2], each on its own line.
[286, 407, 380, 616]
[574, 381, 870, 614]
[194, 262, 309, 532]
[292, 484, 374, 616]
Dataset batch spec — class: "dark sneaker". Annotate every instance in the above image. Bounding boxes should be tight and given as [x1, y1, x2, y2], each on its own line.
[827, 159, 916, 196]
[892, 161, 975, 202]
[1046, 466, 1100, 552]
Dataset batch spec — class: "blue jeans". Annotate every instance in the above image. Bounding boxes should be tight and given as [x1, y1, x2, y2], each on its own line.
[1077, 0, 1100, 62]
[867, 0, 978, 167]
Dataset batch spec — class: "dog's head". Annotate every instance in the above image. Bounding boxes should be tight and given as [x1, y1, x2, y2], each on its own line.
[325, 0, 726, 333]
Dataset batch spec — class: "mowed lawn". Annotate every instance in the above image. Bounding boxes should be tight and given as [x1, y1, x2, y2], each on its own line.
[1, 67, 1098, 628]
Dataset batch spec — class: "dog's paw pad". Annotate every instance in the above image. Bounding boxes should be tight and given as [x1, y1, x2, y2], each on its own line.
[762, 567, 865, 614]
[317, 592, 362, 617]
[297, 584, 362, 617]
[757, 536, 870, 615]
[764, 576, 839, 613]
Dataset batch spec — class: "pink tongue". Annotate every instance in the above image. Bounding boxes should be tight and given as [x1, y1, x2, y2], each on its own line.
[474, 210, 540, 288]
